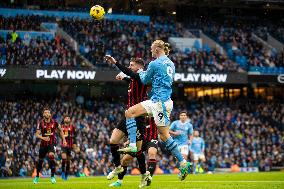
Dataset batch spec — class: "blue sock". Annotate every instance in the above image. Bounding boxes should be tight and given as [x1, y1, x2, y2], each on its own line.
[126, 118, 137, 145]
[165, 137, 184, 162]
[193, 163, 197, 174]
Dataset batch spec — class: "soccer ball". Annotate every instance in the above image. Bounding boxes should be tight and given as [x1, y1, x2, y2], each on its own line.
[90, 5, 105, 20]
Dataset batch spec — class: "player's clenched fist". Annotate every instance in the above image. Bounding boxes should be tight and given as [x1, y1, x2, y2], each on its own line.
[105, 55, 117, 64]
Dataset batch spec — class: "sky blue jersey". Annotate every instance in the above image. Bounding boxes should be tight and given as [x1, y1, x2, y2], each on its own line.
[139, 55, 175, 102]
[170, 120, 193, 145]
[191, 137, 205, 154]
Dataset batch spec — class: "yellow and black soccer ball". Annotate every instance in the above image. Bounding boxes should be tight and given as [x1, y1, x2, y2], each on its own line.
[90, 5, 105, 20]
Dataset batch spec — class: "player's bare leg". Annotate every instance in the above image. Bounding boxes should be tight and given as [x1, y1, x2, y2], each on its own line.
[107, 129, 125, 180]
[118, 103, 147, 153]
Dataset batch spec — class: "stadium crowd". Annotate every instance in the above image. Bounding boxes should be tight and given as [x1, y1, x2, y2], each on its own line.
[206, 27, 284, 69]
[0, 15, 56, 31]
[2, 14, 284, 72]
[60, 17, 241, 72]
[0, 15, 241, 71]
[0, 35, 79, 67]
[188, 17, 284, 70]
[0, 96, 283, 177]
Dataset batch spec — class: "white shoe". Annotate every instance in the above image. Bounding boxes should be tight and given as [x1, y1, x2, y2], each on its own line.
[139, 171, 152, 188]
[107, 166, 124, 180]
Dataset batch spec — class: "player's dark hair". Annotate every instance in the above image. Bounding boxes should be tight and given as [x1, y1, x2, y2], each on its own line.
[179, 111, 188, 116]
[42, 107, 50, 114]
[63, 113, 70, 119]
[130, 57, 145, 67]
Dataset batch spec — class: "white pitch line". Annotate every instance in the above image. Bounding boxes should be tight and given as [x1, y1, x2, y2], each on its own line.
[0, 181, 284, 184]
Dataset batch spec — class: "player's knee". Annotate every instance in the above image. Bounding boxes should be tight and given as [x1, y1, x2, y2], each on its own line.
[159, 134, 168, 142]
[121, 160, 128, 167]
[157, 129, 170, 141]
[48, 153, 55, 160]
[110, 138, 118, 144]
[125, 109, 135, 118]
[125, 110, 131, 118]
[121, 157, 132, 166]
[148, 148, 157, 159]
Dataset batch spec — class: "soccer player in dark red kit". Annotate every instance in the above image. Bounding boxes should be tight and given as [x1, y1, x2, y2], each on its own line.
[33, 108, 67, 184]
[105, 56, 152, 188]
[61, 114, 78, 180]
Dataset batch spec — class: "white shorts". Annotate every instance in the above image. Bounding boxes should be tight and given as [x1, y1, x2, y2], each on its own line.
[193, 153, 205, 161]
[141, 99, 173, 127]
[179, 145, 189, 156]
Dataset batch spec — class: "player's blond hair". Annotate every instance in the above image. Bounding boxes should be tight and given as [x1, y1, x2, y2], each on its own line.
[152, 40, 171, 55]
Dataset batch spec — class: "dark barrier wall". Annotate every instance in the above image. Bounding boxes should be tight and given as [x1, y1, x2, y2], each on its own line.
[0, 67, 283, 85]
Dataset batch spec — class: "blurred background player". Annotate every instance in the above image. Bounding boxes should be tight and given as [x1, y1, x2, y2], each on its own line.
[190, 130, 205, 174]
[33, 108, 67, 184]
[111, 117, 158, 187]
[105, 56, 151, 188]
[61, 114, 78, 180]
[169, 111, 193, 160]
[119, 40, 191, 181]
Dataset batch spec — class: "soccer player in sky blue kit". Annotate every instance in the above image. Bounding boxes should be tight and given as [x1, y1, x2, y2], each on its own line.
[190, 130, 206, 174]
[169, 111, 193, 160]
[118, 40, 191, 181]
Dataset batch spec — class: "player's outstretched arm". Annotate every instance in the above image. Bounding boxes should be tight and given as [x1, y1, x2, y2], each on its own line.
[105, 55, 140, 80]
[116, 72, 131, 82]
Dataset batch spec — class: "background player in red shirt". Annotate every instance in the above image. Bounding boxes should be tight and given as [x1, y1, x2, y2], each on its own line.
[33, 108, 67, 184]
[61, 114, 78, 180]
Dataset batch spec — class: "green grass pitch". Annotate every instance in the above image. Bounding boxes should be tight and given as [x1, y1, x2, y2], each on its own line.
[0, 172, 283, 189]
